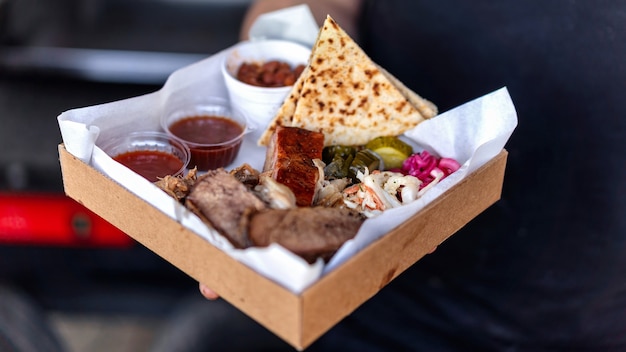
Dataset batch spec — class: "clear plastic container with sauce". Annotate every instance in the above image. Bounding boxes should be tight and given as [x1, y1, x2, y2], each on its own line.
[161, 97, 249, 171]
[99, 131, 190, 182]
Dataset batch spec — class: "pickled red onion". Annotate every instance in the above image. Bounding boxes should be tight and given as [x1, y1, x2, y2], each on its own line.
[438, 158, 461, 176]
[401, 151, 460, 189]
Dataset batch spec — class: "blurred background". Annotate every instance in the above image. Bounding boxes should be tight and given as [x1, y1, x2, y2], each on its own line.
[0, 0, 294, 351]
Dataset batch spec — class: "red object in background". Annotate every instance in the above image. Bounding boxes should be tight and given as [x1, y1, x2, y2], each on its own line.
[0, 192, 133, 248]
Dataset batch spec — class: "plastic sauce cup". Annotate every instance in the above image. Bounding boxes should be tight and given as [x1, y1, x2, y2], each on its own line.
[99, 131, 190, 182]
[161, 97, 249, 171]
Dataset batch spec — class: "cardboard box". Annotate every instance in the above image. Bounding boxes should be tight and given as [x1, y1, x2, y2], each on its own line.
[59, 143, 507, 350]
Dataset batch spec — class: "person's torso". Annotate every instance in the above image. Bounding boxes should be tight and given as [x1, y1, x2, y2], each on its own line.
[354, 0, 626, 348]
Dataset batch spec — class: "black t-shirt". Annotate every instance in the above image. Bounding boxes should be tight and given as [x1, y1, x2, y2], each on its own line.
[311, 1, 626, 351]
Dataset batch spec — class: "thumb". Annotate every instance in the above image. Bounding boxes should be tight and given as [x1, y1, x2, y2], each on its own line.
[199, 283, 220, 300]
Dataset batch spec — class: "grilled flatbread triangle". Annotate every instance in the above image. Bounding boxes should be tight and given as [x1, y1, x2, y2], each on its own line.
[258, 15, 437, 147]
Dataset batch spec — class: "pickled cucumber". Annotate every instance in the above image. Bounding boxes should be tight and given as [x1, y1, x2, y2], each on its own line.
[322, 145, 356, 164]
[348, 149, 382, 181]
[322, 145, 356, 179]
[324, 153, 354, 179]
[365, 136, 413, 169]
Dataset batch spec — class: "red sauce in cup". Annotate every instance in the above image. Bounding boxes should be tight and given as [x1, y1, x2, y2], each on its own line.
[114, 150, 184, 182]
[168, 115, 244, 170]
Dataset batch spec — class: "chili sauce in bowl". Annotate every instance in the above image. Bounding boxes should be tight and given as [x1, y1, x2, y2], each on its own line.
[161, 97, 248, 171]
[99, 131, 190, 182]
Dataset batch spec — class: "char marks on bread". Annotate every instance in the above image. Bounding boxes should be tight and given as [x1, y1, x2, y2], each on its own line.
[257, 15, 438, 147]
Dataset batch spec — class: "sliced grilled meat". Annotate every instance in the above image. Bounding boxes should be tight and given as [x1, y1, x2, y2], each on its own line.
[186, 168, 266, 248]
[248, 207, 365, 263]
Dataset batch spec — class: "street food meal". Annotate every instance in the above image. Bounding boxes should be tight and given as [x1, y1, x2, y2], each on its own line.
[257, 15, 438, 147]
[170, 124, 360, 257]
[237, 60, 306, 87]
[154, 125, 459, 261]
[152, 16, 458, 263]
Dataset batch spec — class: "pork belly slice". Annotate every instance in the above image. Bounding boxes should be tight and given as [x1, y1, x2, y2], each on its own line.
[263, 126, 325, 207]
[186, 168, 266, 248]
[248, 207, 365, 263]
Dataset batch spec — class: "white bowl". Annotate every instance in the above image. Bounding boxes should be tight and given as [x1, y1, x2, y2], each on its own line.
[221, 40, 311, 137]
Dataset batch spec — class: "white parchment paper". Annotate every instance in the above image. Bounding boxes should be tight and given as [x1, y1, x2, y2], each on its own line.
[57, 5, 517, 293]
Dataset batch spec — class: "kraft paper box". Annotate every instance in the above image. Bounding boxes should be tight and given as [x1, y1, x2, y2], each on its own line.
[57, 6, 516, 349]
[59, 143, 507, 350]
[57, 80, 514, 350]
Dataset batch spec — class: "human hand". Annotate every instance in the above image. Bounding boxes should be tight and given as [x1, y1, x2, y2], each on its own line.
[199, 283, 220, 300]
